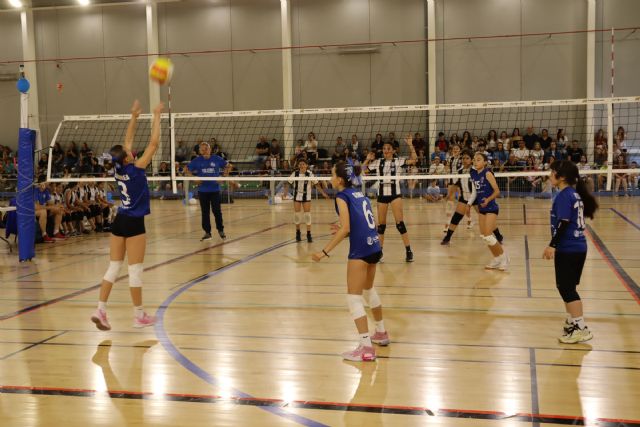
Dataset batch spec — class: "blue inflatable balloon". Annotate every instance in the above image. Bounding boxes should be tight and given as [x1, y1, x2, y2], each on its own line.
[16, 78, 30, 94]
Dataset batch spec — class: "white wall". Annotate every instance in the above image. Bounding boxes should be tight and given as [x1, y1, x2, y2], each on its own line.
[0, 12, 23, 147]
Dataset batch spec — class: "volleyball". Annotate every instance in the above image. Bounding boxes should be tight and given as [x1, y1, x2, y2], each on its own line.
[149, 57, 173, 85]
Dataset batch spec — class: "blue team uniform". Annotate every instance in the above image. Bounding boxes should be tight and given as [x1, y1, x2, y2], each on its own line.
[115, 163, 150, 217]
[36, 188, 51, 206]
[550, 186, 587, 253]
[188, 155, 228, 193]
[470, 168, 499, 214]
[335, 188, 381, 259]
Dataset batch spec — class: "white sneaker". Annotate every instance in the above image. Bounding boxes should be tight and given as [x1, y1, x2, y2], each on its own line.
[497, 254, 510, 271]
[559, 324, 593, 344]
[466, 221, 474, 230]
[485, 257, 501, 270]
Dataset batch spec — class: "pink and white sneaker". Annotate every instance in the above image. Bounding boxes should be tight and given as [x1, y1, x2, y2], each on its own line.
[133, 313, 156, 328]
[371, 331, 390, 346]
[90, 309, 111, 331]
[341, 345, 376, 361]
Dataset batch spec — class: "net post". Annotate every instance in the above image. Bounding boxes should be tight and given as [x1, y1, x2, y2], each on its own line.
[606, 101, 614, 191]
[184, 180, 190, 205]
[170, 111, 177, 194]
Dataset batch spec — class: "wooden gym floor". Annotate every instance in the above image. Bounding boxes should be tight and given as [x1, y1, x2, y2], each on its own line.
[0, 197, 639, 426]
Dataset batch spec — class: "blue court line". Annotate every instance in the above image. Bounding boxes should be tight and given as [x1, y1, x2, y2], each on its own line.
[610, 208, 640, 231]
[586, 225, 640, 305]
[524, 235, 532, 297]
[154, 239, 330, 427]
[529, 348, 540, 427]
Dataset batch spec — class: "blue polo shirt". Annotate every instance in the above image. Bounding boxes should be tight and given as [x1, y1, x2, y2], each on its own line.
[188, 155, 228, 193]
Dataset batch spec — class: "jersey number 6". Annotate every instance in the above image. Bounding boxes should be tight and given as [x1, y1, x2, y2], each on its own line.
[362, 201, 375, 229]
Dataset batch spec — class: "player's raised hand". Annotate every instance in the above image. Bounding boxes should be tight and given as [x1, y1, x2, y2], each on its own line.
[131, 99, 142, 118]
[153, 102, 165, 116]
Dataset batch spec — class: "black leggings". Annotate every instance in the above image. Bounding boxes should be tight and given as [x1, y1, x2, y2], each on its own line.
[554, 251, 587, 303]
[199, 191, 224, 233]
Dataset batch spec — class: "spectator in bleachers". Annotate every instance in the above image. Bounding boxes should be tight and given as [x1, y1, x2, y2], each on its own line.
[449, 133, 460, 146]
[255, 135, 270, 169]
[348, 134, 361, 160]
[212, 139, 228, 161]
[577, 154, 594, 191]
[412, 132, 427, 166]
[3, 158, 16, 177]
[594, 129, 607, 152]
[523, 127, 539, 149]
[431, 145, 446, 162]
[487, 130, 498, 151]
[613, 154, 629, 196]
[304, 132, 318, 165]
[594, 145, 607, 168]
[461, 131, 472, 150]
[332, 136, 347, 162]
[476, 142, 490, 159]
[513, 139, 529, 165]
[175, 140, 188, 162]
[566, 140, 584, 163]
[388, 132, 400, 153]
[157, 161, 171, 176]
[530, 141, 544, 167]
[435, 132, 449, 152]
[539, 129, 552, 150]
[493, 141, 509, 164]
[556, 128, 568, 150]
[316, 160, 332, 175]
[428, 156, 445, 175]
[360, 148, 370, 163]
[424, 180, 442, 202]
[52, 142, 64, 172]
[270, 138, 282, 165]
[471, 135, 480, 151]
[503, 153, 523, 190]
[524, 156, 542, 193]
[64, 142, 79, 168]
[629, 161, 639, 190]
[371, 133, 384, 158]
[80, 142, 91, 157]
[545, 141, 564, 163]
[498, 131, 510, 147]
[615, 126, 627, 152]
[512, 127, 521, 138]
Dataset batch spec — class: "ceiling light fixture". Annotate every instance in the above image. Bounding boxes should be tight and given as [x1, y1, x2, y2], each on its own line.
[78, 0, 90, 6]
[9, 0, 23, 8]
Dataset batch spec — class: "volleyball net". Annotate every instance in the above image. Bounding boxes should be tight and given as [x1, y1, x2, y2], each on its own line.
[44, 96, 640, 200]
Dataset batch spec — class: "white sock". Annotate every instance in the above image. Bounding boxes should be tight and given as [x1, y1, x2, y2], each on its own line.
[98, 301, 107, 311]
[134, 306, 145, 319]
[573, 316, 586, 329]
[375, 320, 385, 333]
[359, 332, 372, 348]
[54, 227, 59, 235]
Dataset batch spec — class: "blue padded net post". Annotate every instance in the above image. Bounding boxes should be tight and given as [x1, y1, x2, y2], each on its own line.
[17, 128, 36, 261]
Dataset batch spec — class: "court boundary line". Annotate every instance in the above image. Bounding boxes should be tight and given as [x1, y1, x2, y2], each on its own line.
[1, 385, 639, 427]
[586, 225, 640, 305]
[610, 208, 640, 231]
[0, 224, 286, 322]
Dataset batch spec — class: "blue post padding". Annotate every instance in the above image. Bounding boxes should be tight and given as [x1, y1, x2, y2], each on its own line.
[17, 128, 36, 261]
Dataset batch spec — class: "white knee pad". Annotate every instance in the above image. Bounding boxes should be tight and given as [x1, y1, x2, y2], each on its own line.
[128, 263, 144, 288]
[363, 288, 381, 309]
[482, 234, 498, 246]
[293, 212, 302, 225]
[103, 260, 123, 283]
[304, 212, 312, 225]
[347, 294, 366, 320]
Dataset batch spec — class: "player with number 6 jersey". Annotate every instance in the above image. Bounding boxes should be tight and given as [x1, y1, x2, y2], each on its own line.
[90, 99, 163, 332]
[312, 160, 389, 362]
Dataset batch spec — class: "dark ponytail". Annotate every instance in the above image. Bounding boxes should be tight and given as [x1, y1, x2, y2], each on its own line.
[110, 144, 126, 165]
[550, 160, 598, 219]
[334, 160, 361, 188]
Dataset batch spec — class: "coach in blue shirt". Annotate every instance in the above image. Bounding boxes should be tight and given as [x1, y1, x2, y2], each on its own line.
[188, 141, 230, 241]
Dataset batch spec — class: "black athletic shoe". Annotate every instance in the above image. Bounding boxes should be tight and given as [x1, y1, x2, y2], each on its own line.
[200, 233, 212, 241]
[307, 233, 313, 243]
[405, 249, 414, 262]
[218, 231, 226, 239]
[440, 238, 450, 246]
[296, 231, 302, 242]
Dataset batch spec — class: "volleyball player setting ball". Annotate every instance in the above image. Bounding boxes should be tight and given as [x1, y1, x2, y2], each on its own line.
[312, 160, 389, 362]
[468, 153, 509, 270]
[363, 134, 417, 262]
[90, 100, 163, 330]
[543, 160, 597, 343]
[287, 157, 329, 242]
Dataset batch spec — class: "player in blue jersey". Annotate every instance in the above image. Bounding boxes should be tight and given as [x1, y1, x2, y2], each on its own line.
[312, 160, 389, 362]
[188, 141, 230, 241]
[468, 152, 509, 270]
[543, 160, 598, 343]
[91, 100, 163, 331]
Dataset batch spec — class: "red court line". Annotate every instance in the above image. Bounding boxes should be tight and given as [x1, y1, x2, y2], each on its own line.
[2, 384, 640, 426]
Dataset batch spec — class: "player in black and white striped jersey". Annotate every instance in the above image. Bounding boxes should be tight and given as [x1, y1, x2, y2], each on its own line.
[441, 150, 474, 245]
[445, 144, 473, 230]
[363, 135, 418, 262]
[286, 158, 329, 242]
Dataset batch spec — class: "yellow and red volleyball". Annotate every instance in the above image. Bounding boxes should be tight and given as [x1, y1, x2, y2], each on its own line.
[149, 57, 174, 85]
